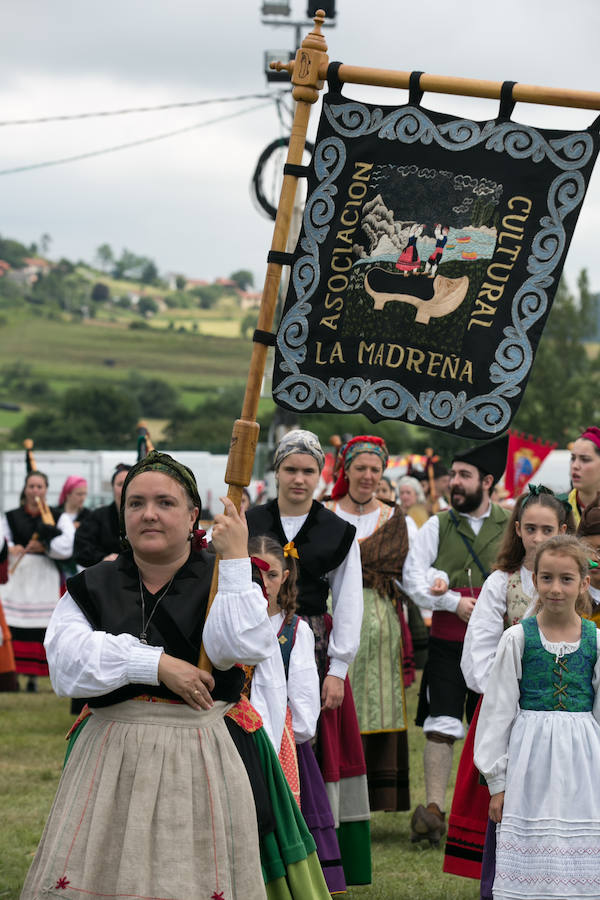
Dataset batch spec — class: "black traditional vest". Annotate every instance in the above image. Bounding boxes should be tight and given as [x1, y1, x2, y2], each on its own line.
[66, 550, 244, 707]
[246, 499, 356, 616]
[73, 502, 121, 567]
[6, 505, 62, 547]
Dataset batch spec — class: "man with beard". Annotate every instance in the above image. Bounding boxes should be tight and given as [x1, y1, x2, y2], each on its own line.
[402, 435, 509, 845]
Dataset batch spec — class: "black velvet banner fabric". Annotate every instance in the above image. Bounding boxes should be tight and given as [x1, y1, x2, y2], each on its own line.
[272, 88, 599, 438]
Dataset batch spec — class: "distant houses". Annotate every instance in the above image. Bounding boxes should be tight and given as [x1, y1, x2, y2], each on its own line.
[0, 256, 52, 286]
[1, 254, 260, 314]
[164, 271, 261, 309]
[239, 290, 262, 310]
[13, 257, 52, 285]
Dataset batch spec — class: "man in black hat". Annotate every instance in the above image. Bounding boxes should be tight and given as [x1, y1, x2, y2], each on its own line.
[403, 434, 510, 845]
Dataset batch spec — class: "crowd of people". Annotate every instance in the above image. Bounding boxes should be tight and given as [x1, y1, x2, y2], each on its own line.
[3, 425, 600, 899]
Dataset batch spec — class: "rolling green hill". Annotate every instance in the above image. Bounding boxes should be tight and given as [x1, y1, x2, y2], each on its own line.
[0, 302, 258, 446]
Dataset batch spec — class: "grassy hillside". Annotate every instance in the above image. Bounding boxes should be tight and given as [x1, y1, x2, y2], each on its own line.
[2, 314, 251, 389]
[0, 299, 258, 445]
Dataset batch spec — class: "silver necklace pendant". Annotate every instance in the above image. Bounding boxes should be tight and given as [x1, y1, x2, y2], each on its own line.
[138, 570, 175, 646]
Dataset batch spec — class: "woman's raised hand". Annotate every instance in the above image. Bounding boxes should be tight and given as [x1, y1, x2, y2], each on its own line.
[211, 497, 249, 560]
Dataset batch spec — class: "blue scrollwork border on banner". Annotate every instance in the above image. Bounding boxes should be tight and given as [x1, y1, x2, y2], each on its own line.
[274, 103, 594, 433]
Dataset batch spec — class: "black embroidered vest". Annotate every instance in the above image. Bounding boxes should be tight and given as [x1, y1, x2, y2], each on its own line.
[66, 550, 244, 707]
[246, 499, 356, 616]
[6, 505, 62, 546]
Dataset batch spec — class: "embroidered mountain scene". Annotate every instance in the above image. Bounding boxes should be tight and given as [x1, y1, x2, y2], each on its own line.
[342, 166, 502, 354]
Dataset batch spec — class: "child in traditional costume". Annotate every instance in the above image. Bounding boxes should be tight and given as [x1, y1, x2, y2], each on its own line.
[249, 534, 347, 895]
[475, 534, 600, 899]
[246, 429, 372, 887]
[445, 486, 572, 890]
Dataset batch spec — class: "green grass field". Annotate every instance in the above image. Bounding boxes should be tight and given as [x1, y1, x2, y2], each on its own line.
[0, 677, 480, 900]
[3, 317, 251, 387]
[0, 301, 268, 445]
[0, 308, 255, 429]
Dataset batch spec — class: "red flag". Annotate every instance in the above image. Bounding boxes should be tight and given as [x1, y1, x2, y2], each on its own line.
[505, 431, 557, 498]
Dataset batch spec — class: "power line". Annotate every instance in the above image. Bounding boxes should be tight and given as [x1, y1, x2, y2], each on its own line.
[0, 101, 275, 176]
[0, 93, 279, 127]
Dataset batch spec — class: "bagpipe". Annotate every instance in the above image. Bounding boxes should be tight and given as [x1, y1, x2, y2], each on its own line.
[136, 422, 155, 460]
[9, 439, 56, 574]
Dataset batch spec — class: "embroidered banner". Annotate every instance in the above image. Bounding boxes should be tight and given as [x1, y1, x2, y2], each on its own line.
[272, 82, 599, 438]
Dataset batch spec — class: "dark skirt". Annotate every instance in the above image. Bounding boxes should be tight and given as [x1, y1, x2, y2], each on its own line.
[361, 730, 410, 811]
[297, 741, 346, 894]
[442, 698, 489, 880]
[480, 816, 496, 900]
[10, 626, 48, 677]
[303, 613, 372, 886]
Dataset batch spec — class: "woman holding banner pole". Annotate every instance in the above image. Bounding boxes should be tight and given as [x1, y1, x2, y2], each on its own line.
[21, 452, 276, 900]
[21, 451, 331, 900]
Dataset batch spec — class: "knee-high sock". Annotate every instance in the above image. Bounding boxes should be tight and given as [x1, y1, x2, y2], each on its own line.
[423, 739, 454, 812]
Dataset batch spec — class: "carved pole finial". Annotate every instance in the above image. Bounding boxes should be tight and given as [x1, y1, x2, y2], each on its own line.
[291, 7, 329, 103]
[303, 8, 327, 52]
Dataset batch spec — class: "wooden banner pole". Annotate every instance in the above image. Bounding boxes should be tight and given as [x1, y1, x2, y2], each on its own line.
[197, 11, 329, 670]
[270, 61, 600, 112]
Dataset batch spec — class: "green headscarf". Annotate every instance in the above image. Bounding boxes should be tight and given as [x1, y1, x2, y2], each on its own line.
[119, 450, 202, 538]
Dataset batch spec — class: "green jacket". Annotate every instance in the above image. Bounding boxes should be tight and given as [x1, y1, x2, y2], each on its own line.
[434, 504, 510, 591]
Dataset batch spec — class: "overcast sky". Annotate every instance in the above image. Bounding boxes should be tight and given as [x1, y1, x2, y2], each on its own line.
[1, 0, 599, 293]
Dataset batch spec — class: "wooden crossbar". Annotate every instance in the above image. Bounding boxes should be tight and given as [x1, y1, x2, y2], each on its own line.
[268, 60, 600, 112]
[325, 66, 600, 111]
